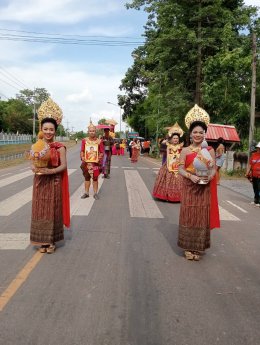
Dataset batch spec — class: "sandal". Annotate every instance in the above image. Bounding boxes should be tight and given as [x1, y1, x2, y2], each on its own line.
[47, 244, 56, 254]
[39, 246, 47, 253]
[184, 251, 194, 260]
[192, 252, 200, 261]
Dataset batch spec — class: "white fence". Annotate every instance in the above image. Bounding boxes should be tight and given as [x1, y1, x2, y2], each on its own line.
[0, 132, 32, 145]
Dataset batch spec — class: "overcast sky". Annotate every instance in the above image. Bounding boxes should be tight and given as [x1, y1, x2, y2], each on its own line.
[0, 0, 258, 132]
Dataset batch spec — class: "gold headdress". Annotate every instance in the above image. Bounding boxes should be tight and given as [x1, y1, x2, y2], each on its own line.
[166, 122, 184, 137]
[88, 120, 96, 131]
[185, 104, 210, 129]
[38, 98, 63, 126]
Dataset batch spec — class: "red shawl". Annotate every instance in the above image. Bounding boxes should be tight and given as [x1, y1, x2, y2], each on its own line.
[185, 148, 220, 230]
[49, 142, 70, 228]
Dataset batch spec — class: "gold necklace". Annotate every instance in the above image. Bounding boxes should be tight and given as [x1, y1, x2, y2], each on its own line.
[189, 145, 201, 153]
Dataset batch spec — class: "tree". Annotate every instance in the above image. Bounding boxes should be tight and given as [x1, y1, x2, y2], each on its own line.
[0, 99, 33, 133]
[120, 0, 258, 142]
[16, 88, 50, 109]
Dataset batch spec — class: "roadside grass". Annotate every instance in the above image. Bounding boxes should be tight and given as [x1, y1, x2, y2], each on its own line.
[221, 168, 247, 179]
[0, 141, 77, 170]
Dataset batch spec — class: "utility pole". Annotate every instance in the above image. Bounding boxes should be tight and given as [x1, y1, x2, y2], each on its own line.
[248, 31, 257, 157]
[66, 120, 70, 138]
[195, 0, 202, 106]
[32, 88, 36, 138]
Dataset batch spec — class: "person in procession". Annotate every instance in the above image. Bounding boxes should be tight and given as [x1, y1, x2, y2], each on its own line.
[246, 141, 260, 206]
[29, 98, 70, 254]
[101, 127, 114, 179]
[153, 123, 184, 202]
[215, 137, 225, 185]
[178, 105, 220, 261]
[131, 138, 141, 163]
[80, 121, 104, 200]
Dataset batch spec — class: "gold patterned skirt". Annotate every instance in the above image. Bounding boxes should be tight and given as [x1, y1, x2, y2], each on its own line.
[152, 163, 182, 202]
[30, 174, 64, 245]
[178, 177, 210, 251]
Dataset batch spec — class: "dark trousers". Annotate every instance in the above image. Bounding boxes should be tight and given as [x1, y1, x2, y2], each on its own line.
[129, 147, 132, 158]
[252, 177, 260, 204]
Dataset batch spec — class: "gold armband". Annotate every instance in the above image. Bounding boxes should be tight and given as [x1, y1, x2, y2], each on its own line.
[185, 172, 191, 179]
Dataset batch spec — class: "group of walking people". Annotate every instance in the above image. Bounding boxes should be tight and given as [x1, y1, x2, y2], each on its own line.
[29, 100, 220, 261]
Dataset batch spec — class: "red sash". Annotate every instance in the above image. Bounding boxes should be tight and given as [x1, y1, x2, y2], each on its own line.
[185, 147, 220, 230]
[49, 142, 70, 228]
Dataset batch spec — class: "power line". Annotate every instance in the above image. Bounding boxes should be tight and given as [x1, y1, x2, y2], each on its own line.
[0, 77, 21, 91]
[0, 69, 28, 90]
[0, 66, 30, 89]
[0, 28, 144, 40]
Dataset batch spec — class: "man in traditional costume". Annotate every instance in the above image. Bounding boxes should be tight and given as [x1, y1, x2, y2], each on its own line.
[30, 98, 70, 254]
[178, 104, 220, 261]
[153, 122, 184, 202]
[101, 127, 114, 178]
[80, 122, 104, 200]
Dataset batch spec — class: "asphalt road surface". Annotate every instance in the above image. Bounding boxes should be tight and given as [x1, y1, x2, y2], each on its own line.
[0, 145, 259, 345]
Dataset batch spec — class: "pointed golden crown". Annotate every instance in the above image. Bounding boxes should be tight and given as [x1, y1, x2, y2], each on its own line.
[185, 104, 210, 129]
[38, 98, 63, 125]
[88, 120, 96, 131]
[166, 122, 184, 137]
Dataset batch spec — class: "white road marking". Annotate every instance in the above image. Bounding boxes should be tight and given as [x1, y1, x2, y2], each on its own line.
[0, 169, 76, 216]
[137, 167, 150, 170]
[19, 167, 30, 172]
[219, 206, 240, 221]
[122, 166, 134, 169]
[111, 166, 119, 169]
[70, 178, 104, 216]
[0, 173, 12, 178]
[0, 233, 30, 250]
[152, 168, 160, 170]
[226, 201, 248, 213]
[124, 170, 163, 218]
[0, 171, 32, 188]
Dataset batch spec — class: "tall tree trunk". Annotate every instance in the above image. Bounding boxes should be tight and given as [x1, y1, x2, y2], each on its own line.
[195, 1, 202, 105]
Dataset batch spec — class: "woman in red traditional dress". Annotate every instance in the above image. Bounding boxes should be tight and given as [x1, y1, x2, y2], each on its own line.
[153, 123, 184, 202]
[131, 139, 141, 163]
[30, 107, 70, 254]
[178, 105, 220, 261]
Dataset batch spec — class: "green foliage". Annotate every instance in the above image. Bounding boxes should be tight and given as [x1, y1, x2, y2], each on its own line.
[0, 87, 52, 134]
[16, 88, 50, 109]
[120, 0, 259, 142]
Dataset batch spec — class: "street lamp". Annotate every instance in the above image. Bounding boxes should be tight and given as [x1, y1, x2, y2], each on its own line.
[107, 101, 122, 136]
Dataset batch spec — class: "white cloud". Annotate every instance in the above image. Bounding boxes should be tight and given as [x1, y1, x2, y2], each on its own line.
[0, 0, 122, 24]
[67, 88, 93, 103]
[0, 60, 124, 131]
[243, 0, 260, 5]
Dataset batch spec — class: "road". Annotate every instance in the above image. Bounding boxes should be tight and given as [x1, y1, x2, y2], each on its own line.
[0, 145, 259, 345]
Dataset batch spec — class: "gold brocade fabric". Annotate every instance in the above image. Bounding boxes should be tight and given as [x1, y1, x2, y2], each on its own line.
[166, 143, 182, 175]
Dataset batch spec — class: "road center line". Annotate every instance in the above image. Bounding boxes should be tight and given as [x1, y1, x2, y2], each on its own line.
[0, 251, 44, 312]
[226, 200, 248, 213]
[219, 206, 240, 221]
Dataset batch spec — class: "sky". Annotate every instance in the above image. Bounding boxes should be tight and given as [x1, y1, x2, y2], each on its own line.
[0, 0, 259, 133]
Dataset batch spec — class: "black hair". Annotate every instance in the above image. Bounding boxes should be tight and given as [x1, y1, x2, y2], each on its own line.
[168, 132, 180, 140]
[217, 137, 225, 144]
[189, 120, 207, 133]
[41, 117, 58, 131]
